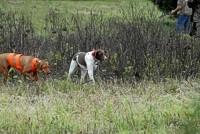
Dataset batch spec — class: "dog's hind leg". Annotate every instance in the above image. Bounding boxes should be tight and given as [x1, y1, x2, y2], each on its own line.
[80, 69, 87, 84]
[0, 67, 9, 84]
[68, 60, 78, 79]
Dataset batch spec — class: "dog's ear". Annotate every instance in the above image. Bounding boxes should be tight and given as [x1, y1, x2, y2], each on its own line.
[92, 49, 97, 58]
[104, 50, 107, 54]
[36, 60, 41, 63]
[35, 60, 42, 70]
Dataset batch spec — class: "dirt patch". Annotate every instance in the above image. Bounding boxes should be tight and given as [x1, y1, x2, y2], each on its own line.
[9, 0, 22, 4]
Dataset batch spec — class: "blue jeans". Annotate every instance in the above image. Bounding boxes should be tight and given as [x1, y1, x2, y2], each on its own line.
[176, 14, 190, 34]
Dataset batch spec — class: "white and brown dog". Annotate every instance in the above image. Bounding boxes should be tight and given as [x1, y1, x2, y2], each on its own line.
[68, 49, 107, 84]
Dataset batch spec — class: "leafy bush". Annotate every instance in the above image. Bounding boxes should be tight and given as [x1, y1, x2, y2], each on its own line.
[151, 0, 177, 11]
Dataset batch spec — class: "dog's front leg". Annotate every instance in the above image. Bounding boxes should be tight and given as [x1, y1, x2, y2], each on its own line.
[22, 72, 35, 82]
[33, 72, 39, 81]
[33, 72, 41, 84]
[87, 67, 95, 83]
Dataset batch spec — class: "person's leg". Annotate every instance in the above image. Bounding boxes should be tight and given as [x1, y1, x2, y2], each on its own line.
[176, 15, 184, 32]
[196, 22, 200, 37]
[183, 15, 190, 34]
[195, 22, 200, 57]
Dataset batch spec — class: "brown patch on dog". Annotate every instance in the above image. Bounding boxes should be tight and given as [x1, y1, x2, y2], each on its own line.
[72, 52, 87, 67]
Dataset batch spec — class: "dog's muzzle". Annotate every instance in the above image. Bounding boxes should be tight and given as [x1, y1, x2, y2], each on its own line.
[47, 71, 51, 75]
[43, 70, 51, 75]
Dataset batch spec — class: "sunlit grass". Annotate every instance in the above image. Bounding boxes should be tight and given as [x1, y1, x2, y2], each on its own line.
[0, 0, 159, 32]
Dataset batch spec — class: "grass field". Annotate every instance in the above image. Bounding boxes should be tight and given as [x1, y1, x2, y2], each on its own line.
[0, 78, 200, 133]
[0, 0, 158, 32]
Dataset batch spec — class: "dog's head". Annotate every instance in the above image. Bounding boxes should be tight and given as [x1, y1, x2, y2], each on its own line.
[92, 49, 108, 61]
[36, 60, 51, 75]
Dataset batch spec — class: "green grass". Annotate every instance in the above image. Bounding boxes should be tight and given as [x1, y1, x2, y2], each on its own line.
[0, 78, 200, 133]
[0, 0, 156, 32]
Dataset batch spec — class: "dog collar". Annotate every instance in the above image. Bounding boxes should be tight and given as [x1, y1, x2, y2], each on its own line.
[31, 58, 39, 72]
[94, 60, 99, 65]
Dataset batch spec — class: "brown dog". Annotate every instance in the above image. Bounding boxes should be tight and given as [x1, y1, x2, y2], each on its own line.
[0, 53, 50, 84]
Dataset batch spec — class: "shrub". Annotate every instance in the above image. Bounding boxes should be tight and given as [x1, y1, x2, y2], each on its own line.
[151, 0, 177, 11]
